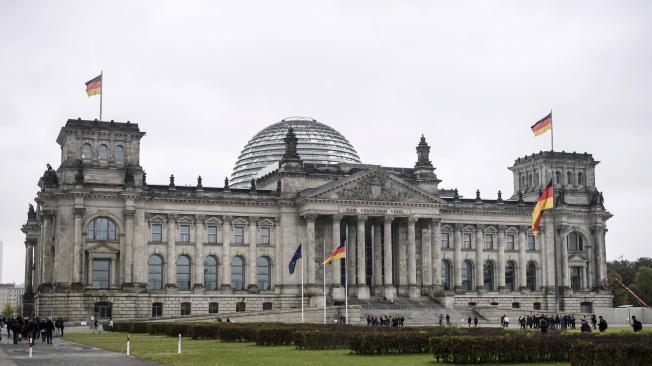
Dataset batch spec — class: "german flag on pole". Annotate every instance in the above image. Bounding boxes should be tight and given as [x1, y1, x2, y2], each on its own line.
[531, 112, 552, 137]
[323, 244, 346, 264]
[532, 179, 554, 236]
[85, 74, 102, 97]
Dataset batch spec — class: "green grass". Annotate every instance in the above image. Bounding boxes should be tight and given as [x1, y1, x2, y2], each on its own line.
[64, 332, 569, 366]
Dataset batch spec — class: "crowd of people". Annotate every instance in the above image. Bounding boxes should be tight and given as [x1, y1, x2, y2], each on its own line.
[366, 314, 405, 327]
[510, 313, 643, 333]
[0, 316, 65, 345]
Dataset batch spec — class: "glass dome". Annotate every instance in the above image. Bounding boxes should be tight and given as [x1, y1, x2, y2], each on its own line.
[230, 117, 361, 188]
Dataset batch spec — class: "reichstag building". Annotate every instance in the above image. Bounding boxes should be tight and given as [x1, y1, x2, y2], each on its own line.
[21, 117, 613, 320]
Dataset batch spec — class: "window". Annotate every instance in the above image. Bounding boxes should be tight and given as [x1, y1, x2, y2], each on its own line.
[580, 302, 593, 313]
[256, 257, 271, 290]
[484, 234, 494, 250]
[567, 171, 573, 185]
[207, 226, 218, 243]
[152, 302, 163, 317]
[260, 227, 271, 245]
[87, 217, 117, 241]
[527, 235, 536, 250]
[115, 145, 125, 161]
[151, 223, 163, 242]
[463, 233, 472, 249]
[236, 302, 246, 312]
[98, 144, 109, 160]
[203, 255, 218, 290]
[571, 266, 582, 291]
[506, 235, 515, 250]
[505, 261, 516, 291]
[483, 261, 495, 291]
[82, 143, 92, 160]
[512, 302, 520, 309]
[533, 302, 542, 310]
[176, 255, 191, 290]
[555, 171, 561, 184]
[534, 171, 539, 186]
[461, 260, 473, 291]
[567, 232, 583, 251]
[578, 172, 584, 186]
[231, 256, 245, 289]
[94, 301, 112, 319]
[527, 261, 537, 291]
[180, 302, 191, 316]
[441, 260, 451, 290]
[262, 302, 273, 311]
[179, 224, 190, 242]
[209, 302, 219, 314]
[148, 254, 164, 289]
[234, 227, 244, 244]
[519, 173, 524, 189]
[527, 173, 532, 188]
[92, 259, 110, 288]
[441, 233, 450, 249]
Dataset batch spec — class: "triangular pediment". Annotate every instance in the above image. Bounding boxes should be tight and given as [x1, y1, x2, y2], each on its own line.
[301, 168, 445, 204]
[87, 242, 119, 254]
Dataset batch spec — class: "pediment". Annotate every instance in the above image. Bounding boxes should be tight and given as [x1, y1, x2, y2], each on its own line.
[148, 214, 167, 223]
[87, 242, 119, 254]
[177, 215, 195, 224]
[505, 226, 519, 234]
[258, 218, 276, 227]
[231, 217, 249, 225]
[301, 168, 445, 204]
[569, 253, 588, 262]
[204, 216, 223, 225]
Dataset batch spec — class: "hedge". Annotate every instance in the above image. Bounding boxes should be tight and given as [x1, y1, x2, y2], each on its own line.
[349, 330, 431, 354]
[570, 341, 652, 366]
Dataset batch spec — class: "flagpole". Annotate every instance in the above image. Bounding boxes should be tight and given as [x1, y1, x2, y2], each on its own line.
[99, 70, 103, 121]
[323, 239, 327, 325]
[301, 241, 304, 324]
[344, 237, 349, 325]
[550, 109, 553, 151]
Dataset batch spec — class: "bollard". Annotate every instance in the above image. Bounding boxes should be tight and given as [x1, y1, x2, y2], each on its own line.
[29, 337, 33, 358]
[126, 334, 130, 356]
[177, 333, 181, 354]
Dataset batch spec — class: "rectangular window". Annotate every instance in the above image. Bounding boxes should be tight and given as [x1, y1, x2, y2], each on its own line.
[179, 224, 190, 242]
[441, 233, 450, 249]
[262, 302, 273, 311]
[571, 266, 582, 291]
[484, 234, 494, 250]
[506, 235, 515, 250]
[92, 259, 110, 288]
[234, 227, 244, 244]
[527, 235, 536, 250]
[236, 302, 246, 312]
[151, 224, 162, 242]
[181, 302, 192, 316]
[209, 302, 219, 314]
[207, 226, 218, 243]
[152, 302, 163, 317]
[463, 233, 472, 249]
[260, 227, 270, 245]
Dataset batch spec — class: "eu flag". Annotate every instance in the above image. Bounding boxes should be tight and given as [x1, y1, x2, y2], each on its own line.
[288, 244, 302, 274]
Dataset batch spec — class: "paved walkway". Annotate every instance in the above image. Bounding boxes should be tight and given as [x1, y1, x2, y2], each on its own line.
[0, 335, 160, 366]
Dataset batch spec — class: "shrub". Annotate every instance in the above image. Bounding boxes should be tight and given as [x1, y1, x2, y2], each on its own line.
[295, 329, 352, 350]
[255, 327, 296, 346]
[349, 330, 431, 354]
[570, 341, 652, 366]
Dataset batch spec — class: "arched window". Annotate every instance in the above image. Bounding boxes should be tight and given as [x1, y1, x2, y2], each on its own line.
[115, 145, 125, 161]
[526, 261, 537, 291]
[578, 172, 584, 186]
[555, 171, 561, 184]
[461, 260, 473, 291]
[148, 254, 164, 289]
[441, 260, 451, 290]
[256, 256, 271, 290]
[505, 260, 516, 291]
[203, 255, 218, 290]
[231, 256, 245, 290]
[98, 144, 109, 160]
[81, 143, 92, 160]
[567, 171, 573, 185]
[87, 217, 117, 241]
[483, 261, 495, 291]
[176, 255, 191, 290]
[567, 232, 584, 251]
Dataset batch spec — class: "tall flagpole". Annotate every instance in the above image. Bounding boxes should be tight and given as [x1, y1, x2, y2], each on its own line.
[301, 241, 304, 324]
[344, 237, 349, 325]
[323, 239, 326, 324]
[99, 70, 103, 121]
[550, 109, 554, 151]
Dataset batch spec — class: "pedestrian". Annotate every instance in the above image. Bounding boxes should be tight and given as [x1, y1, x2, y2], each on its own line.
[503, 316, 510, 328]
[467, 316, 472, 327]
[93, 318, 99, 333]
[45, 318, 54, 344]
[445, 313, 450, 326]
[591, 314, 597, 330]
[109, 318, 114, 332]
[580, 320, 592, 333]
[631, 316, 643, 332]
[438, 313, 443, 326]
[473, 315, 478, 327]
[598, 316, 608, 332]
[59, 318, 65, 337]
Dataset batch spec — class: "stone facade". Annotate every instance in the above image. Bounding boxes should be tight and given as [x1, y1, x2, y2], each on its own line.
[22, 119, 613, 321]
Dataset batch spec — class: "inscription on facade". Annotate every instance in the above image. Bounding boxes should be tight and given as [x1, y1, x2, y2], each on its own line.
[344, 207, 407, 215]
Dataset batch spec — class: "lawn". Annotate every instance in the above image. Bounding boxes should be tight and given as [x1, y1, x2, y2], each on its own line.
[64, 332, 570, 366]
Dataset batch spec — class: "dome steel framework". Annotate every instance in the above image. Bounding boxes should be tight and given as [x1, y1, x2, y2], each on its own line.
[230, 117, 360, 188]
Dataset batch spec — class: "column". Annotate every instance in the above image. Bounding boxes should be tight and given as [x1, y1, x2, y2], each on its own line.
[586, 232, 594, 290]
[544, 216, 556, 289]
[124, 209, 135, 285]
[221, 216, 232, 290]
[166, 214, 176, 288]
[431, 219, 442, 291]
[331, 215, 344, 299]
[475, 225, 484, 292]
[497, 225, 506, 290]
[421, 220, 433, 289]
[518, 226, 528, 290]
[356, 215, 369, 299]
[453, 224, 462, 291]
[347, 221, 357, 289]
[194, 216, 205, 290]
[248, 217, 259, 290]
[383, 216, 395, 299]
[593, 226, 607, 288]
[274, 217, 283, 294]
[407, 216, 418, 298]
[73, 207, 85, 284]
[305, 215, 316, 288]
[41, 213, 51, 284]
[24, 240, 35, 294]
[559, 228, 570, 288]
[373, 221, 383, 292]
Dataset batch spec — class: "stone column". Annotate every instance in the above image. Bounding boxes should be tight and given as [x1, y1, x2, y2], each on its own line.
[518, 226, 528, 291]
[497, 225, 506, 291]
[407, 216, 419, 298]
[453, 224, 463, 291]
[331, 215, 344, 299]
[166, 214, 177, 288]
[41, 212, 52, 285]
[221, 216, 232, 290]
[24, 240, 35, 294]
[356, 216, 370, 299]
[305, 215, 317, 289]
[194, 216, 205, 290]
[124, 209, 135, 285]
[73, 207, 85, 285]
[347, 221, 357, 290]
[421, 220, 433, 289]
[431, 219, 442, 292]
[559, 227, 570, 289]
[373, 221, 383, 293]
[274, 217, 283, 294]
[586, 233, 594, 290]
[593, 226, 607, 288]
[248, 217, 259, 291]
[383, 216, 395, 299]
[475, 225, 485, 292]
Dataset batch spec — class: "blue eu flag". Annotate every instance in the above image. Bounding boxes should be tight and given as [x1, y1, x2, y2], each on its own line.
[288, 244, 302, 274]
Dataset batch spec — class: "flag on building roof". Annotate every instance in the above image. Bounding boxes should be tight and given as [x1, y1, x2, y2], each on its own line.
[531, 112, 552, 137]
[85, 74, 102, 97]
[323, 243, 346, 264]
[288, 243, 302, 274]
[532, 179, 554, 236]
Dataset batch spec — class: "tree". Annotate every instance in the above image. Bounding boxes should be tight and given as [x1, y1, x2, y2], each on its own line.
[2, 302, 15, 317]
[630, 266, 652, 306]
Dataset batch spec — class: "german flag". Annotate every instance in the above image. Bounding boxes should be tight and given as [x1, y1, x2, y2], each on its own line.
[532, 179, 554, 236]
[323, 244, 346, 264]
[85, 74, 102, 97]
[531, 112, 552, 137]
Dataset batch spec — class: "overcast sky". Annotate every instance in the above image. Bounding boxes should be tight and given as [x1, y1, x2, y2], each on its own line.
[0, 1, 650, 284]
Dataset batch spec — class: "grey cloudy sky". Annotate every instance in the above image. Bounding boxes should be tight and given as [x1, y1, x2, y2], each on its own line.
[0, 1, 650, 283]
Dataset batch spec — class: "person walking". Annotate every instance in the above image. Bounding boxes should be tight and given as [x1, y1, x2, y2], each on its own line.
[631, 316, 643, 332]
[591, 314, 597, 330]
[438, 314, 443, 326]
[598, 316, 608, 332]
[467, 316, 472, 327]
[473, 315, 478, 327]
[503, 316, 510, 328]
[445, 314, 450, 326]
[45, 318, 54, 344]
[109, 318, 114, 332]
